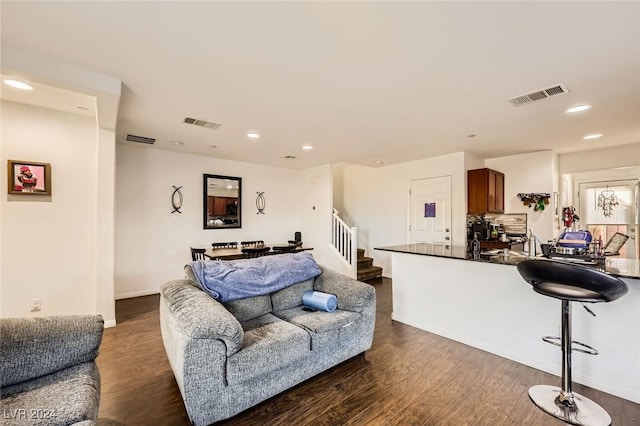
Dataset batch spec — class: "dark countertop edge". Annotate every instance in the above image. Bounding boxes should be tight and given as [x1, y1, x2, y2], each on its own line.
[374, 245, 640, 281]
[374, 246, 467, 261]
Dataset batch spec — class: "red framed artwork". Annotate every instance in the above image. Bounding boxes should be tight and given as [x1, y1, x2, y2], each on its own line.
[7, 160, 52, 195]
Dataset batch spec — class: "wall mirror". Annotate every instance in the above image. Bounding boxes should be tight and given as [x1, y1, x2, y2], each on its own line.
[203, 174, 241, 229]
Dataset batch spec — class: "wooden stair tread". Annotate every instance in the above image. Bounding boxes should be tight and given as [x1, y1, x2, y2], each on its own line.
[357, 256, 374, 266]
[356, 248, 382, 281]
[358, 265, 382, 273]
[357, 266, 383, 281]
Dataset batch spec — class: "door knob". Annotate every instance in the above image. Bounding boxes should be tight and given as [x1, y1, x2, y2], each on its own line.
[445, 236, 450, 240]
[445, 228, 450, 232]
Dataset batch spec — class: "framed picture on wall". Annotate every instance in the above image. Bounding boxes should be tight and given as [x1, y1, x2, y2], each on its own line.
[7, 160, 52, 195]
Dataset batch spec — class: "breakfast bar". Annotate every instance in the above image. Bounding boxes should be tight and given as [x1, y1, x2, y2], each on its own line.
[375, 243, 640, 404]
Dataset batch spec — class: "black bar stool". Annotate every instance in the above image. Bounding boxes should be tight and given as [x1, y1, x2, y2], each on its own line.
[516, 259, 628, 426]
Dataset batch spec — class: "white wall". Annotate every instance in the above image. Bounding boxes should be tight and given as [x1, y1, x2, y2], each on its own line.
[299, 164, 349, 276]
[2, 49, 121, 326]
[115, 144, 307, 298]
[1, 100, 111, 320]
[331, 163, 346, 220]
[342, 152, 467, 276]
[486, 150, 557, 242]
[340, 149, 569, 278]
[559, 143, 640, 174]
[96, 127, 116, 325]
[463, 151, 485, 175]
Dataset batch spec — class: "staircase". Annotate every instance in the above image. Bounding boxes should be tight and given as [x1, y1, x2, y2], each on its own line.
[331, 208, 383, 281]
[357, 248, 383, 281]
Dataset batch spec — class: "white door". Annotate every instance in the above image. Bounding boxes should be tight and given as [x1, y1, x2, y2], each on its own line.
[578, 179, 638, 259]
[409, 176, 452, 246]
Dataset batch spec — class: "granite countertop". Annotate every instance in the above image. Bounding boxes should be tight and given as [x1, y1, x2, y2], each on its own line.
[374, 243, 640, 280]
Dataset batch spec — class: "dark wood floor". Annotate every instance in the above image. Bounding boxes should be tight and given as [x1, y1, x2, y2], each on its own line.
[97, 278, 639, 425]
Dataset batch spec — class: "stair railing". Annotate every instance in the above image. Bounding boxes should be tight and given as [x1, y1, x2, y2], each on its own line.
[331, 208, 358, 279]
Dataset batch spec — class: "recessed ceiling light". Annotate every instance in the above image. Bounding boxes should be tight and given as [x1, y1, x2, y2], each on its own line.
[209, 145, 217, 149]
[375, 160, 384, 165]
[282, 155, 297, 159]
[247, 131, 260, 139]
[467, 134, 476, 138]
[4, 79, 34, 91]
[566, 104, 592, 114]
[583, 133, 603, 140]
[302, 145, 313, 150]
[76, 106, 89, 111]
[172, 141, 184, 145]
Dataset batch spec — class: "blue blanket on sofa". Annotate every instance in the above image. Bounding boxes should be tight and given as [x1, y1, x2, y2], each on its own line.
[190, 252, 322, 302]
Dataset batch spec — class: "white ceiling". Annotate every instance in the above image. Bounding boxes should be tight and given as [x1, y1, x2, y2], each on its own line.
[0, 74, 97, 118]
[1, 2, 639, 169]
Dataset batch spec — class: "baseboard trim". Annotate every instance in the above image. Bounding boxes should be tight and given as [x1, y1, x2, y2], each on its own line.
[115, 289, 160, 300]
[104, 319, 117, 328]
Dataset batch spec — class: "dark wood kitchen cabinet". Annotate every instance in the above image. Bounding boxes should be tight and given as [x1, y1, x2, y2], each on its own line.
[467, 168, 505, 214]
[208, 196, 237, 216]
[212, 197, 228, 215]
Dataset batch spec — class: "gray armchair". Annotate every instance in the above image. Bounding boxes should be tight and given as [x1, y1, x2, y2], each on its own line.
[0, 315, 104, 426]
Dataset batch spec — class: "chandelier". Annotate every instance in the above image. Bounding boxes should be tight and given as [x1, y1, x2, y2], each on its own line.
[597, 187, 618, 217]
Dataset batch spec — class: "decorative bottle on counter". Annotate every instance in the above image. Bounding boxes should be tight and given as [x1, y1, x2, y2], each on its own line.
[527, 229, 537, 258]
[472, 233, 481, 260]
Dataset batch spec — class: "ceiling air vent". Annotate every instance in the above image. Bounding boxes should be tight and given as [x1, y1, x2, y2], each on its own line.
[125, 134, 156, 144]
[183, 117, 221, 130]
[508, 83, 569, 107]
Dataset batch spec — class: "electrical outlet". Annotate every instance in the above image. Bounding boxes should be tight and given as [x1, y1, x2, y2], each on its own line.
[30, 298, 42, 312]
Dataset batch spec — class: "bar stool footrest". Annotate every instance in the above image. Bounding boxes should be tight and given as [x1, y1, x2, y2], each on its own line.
[541, 336, 599, 355]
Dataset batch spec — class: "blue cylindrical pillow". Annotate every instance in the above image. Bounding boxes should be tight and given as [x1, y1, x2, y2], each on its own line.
[302, 290, 337, 312]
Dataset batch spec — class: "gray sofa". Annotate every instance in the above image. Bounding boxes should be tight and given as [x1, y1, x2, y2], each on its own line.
[0, 315, 104, 426]
[160, 264, 376, 425]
